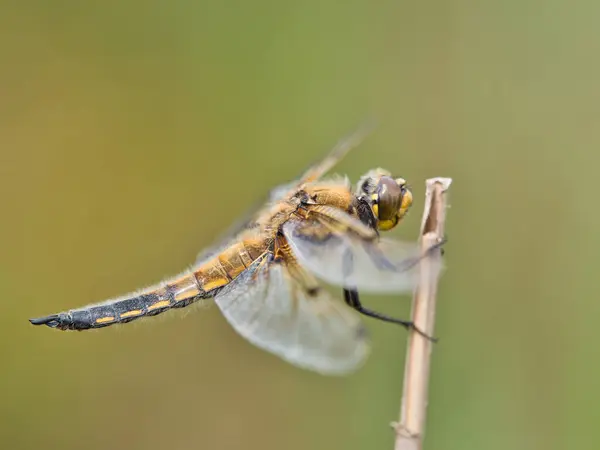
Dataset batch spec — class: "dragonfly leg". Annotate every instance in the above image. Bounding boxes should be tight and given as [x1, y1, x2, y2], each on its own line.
[342, 289, 437, 342]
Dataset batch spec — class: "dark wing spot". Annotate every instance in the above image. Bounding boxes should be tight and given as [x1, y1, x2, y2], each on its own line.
[306, 286, 322, 297]
[356, 323, 370, 340]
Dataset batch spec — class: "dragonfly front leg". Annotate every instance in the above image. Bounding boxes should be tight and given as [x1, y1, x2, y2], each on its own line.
[342, 289, 437, 342]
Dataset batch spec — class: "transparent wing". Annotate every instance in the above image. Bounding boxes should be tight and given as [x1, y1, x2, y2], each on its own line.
[283, 218, 436, 293]
[196, 121, 374, 264]
[214, 253, 370, 375]
[294, 120, 376, 186]
[194, 181, 291, 265]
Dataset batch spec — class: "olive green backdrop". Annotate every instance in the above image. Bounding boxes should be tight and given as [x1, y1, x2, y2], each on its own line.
[2, 1, 598, 449]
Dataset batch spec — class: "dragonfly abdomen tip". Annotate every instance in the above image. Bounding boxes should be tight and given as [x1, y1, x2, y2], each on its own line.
[29, 315, 60, 328]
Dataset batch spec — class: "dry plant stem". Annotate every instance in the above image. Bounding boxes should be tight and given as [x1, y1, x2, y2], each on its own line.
[394, 178, 452, 450]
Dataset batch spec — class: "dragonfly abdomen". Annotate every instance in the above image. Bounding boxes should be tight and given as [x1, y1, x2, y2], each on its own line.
[30, 238, 271, 331]
[29, 274, 211, 331]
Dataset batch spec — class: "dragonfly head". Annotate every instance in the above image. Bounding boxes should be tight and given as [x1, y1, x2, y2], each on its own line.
[357, 169, 413, 231]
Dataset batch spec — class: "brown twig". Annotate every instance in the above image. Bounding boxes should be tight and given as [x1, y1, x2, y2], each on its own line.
[393, 177, 452, 450]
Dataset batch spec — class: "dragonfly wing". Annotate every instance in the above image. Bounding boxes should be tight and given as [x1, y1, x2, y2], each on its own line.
[295, 120, 376, 186]
[194, 178, 315, 265]
[196, 122, 374, 265]
[282, 218, 438, 294]
[214, 253, 370, 375]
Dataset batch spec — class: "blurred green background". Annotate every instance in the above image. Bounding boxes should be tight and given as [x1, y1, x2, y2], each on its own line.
[2, 1, 599, 449]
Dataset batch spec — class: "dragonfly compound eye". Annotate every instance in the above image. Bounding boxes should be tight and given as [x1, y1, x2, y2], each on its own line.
[372, 176, 412, 231]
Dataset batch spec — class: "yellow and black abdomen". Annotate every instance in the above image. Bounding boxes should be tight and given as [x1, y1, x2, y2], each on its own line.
[29, 237, 271, 331]
[28, 274, 211, 331]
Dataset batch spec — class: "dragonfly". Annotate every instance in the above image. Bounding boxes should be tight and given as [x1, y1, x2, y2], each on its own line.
[29, 125, 443, 375]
